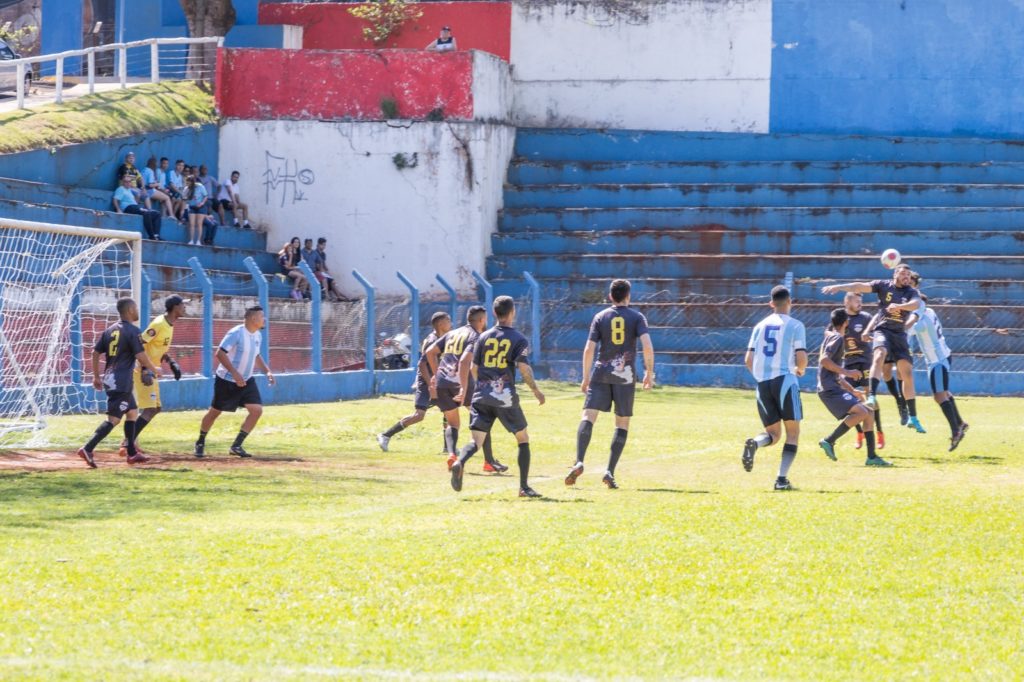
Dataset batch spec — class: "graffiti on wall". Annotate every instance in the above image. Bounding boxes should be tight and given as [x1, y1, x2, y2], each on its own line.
[262, 151, 315, 207]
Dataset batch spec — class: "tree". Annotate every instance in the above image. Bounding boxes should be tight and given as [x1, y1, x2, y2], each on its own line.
[179, 0, 236, 82]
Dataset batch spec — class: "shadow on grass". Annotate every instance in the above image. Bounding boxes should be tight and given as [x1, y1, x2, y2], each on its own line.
[637, 488, 714, 495]
[964, 455, 1003, 465]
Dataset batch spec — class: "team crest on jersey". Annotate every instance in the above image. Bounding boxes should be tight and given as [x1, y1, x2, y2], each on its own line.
[119, 401, 129, 412]
[146, 328, 157, 337]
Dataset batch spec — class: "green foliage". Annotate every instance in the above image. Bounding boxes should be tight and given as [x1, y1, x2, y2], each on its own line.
[392, 152, 418, 170]
[0, 21, 36, 52]
[1, 384, 1022, 678]
[347, 0, 424, 45]
[379, 96, 399, 119]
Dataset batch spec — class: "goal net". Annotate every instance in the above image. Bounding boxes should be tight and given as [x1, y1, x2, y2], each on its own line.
[0, 219, 141, 446]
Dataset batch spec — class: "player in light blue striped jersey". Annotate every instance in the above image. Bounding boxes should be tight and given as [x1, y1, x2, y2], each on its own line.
[742, 286, 809, 490]
[908, 294, 968, 451]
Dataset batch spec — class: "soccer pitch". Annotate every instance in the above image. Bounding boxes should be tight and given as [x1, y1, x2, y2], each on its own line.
[1, 383, 1022, 680]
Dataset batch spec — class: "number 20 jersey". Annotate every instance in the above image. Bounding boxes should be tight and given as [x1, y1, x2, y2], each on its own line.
[588, 306, 650, 385]
[471, 325, 530, 408]
[747, 313, 807, 383]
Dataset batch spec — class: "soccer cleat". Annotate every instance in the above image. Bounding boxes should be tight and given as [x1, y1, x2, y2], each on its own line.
[742, 439, 756, 472]
[865, 456, 893, 467]
[230, 445, 252, 458]
[118, 442, 145, 458]
[949, 423, 968, 452]
[446, 454, 457, 471]
[855, 432, 864, 449]
[774, 477, 792, 491]
[194, 441, 205, 458]
[519, 487, 542, 498]
[483, 460, 508, 474]
[376, 434, 390, 452]
[450, 460, 464, 492]
[77, 447, 97, 469]
[877, 431, 886, 449]
[564, 462, 584, 486]
[865, 394, 878, 410]
[602, 472, 619, 489]
[126, 453, 150, 465]
[898, 404, 910, 426]
[907, 417, 926, 434]
[818, 439, 838, 462]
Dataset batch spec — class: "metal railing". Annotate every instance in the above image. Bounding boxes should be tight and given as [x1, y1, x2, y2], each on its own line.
[8, 36, 224, 110]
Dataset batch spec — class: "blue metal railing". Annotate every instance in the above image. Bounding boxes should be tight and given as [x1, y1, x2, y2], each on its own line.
[243, 257, 271, 365]
[352, 269, 376, 372]
[139, 269, 152, 329]
[187, 257, 214, 378]
[297, 261, 322, 373]
[471, 270, 493, 326]
[396, 271, 420, 367]
[435, 274, 458, 323]
[523, 271, 542, 364]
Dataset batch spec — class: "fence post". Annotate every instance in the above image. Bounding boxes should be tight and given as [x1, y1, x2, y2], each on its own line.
[471, 270, 494, 326]
[523, 271, 542, 364]
[396, 271, 420, 369]
[55, 57, 64, 104]
[118, 46, 127, 88]
[352, 269, 376, 373]
[150, 41, 160, 83]
[187, 257, 214, 378]
[435, 274, 457, 323]
[87, 50, 95, 94]
[242, 257, 270, 365]
[15, 63, 25, 109]
[297, 261, 322, 373]
[69, 283, 83, 386]
[140, 269, 152, 327]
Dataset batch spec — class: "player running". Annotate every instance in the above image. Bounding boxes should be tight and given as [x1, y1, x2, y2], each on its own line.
[908, 294, 968, 451]
[77, 298, 161, 467]
[565, 278, 654, 489]
[377, 311, 452, 452]
[842, 292, 886, 450]
[822, 264, 926, 433]
[119, 295, 187, 457]
[817, 308, 891, 466]
[450, 296, 545, 498]
[194, 306, 276, 458]
[741, 286, 808, 490]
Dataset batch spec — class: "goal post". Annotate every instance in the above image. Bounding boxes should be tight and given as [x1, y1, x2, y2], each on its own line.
[0, 218, 142, 445]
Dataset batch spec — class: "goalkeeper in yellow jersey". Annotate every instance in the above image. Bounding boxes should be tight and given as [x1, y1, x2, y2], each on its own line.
[119, 295, 187, 457]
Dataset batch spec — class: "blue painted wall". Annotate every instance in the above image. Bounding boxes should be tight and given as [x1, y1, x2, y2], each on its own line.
[771, 0, 1024, 137]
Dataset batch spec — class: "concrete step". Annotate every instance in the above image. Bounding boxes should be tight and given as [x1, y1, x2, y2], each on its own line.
[141, 240, 278, 274]
[508, 159, 1024, 186]
[136, 264, 295, 298]
[514, 128, 1024, 163]
[486, 254, 1024, 281]
[491, 229, 1021, 257]
[504, 183, 1024, 209]
[499, 206, 1024, 232]
[0, 176, 114, 212]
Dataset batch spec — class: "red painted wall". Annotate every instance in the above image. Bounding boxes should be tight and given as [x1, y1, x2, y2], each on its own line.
[216, 49, 475, 120]
[259, 2, 511, 62]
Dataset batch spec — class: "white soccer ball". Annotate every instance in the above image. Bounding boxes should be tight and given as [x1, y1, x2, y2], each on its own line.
[880, 248, 902, 269]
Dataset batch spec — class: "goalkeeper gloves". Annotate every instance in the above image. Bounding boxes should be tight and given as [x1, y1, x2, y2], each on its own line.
[167, 358, 182, 381]
[141, 369, 155, 387]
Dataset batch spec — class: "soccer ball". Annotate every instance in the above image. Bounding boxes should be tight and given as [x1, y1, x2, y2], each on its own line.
[880, 248, 902, 269]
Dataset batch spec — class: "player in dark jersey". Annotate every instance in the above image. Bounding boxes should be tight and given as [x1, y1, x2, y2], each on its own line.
[822, 263, 926, 433]
[816, 308, 891, 466]
[450, 296, 546, 498]
[842, 292, 886, 450]
[565, 279, 654, 489]
[76, 298, 161, 468]
[377, 312, 452, 452]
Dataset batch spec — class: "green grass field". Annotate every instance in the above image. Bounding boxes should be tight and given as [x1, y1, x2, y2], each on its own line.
[1, 383, 1022, 680]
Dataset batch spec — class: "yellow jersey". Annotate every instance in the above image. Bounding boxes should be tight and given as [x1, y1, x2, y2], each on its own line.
[135, 314, 174, 373]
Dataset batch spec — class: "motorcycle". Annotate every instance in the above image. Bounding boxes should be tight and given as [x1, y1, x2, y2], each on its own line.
[374, 332, 412, 370]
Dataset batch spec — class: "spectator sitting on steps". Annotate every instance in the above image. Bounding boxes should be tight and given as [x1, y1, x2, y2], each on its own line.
[113, 175, 162, 240]
[278, 237, 310, 301]
[425, 26, 457, 52]
[216, 170, 252, 229]
[197, 165, 218, 216]
[315, 237, 350, 302]
[162, 158, 186, 221]
[116, 151, 148, 207]
[142, 156, 175, 218]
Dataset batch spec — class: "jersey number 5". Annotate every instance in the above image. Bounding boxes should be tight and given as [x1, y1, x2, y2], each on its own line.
[610, 316, 625, 345]
[108, 330, 121, 357]
[482, 338, 511, 368]
[763, 325, 780, 358]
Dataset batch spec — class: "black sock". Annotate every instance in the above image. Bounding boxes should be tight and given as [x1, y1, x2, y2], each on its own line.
[444, 426, 459, 455]
[875, 405, 883, 433]
[907, 398, 917, 417]
[85, 421, 115, 453]
[939, 400, 959, 435]
[870, 377, 880, 396]
[134, 416, 150, 439]
[483, 432, 495, 465]
[885, 378, 904, 408]
[855, 423, 863, 434]
[865, 430, 876, 458]
[826, 422, 852, 444]
[753, 432, 773, 448]
[518, 442, 531, 490]
[197, 429, 208, 445]
[949, 396, 963, 425]
[576, 420, 593, 463]
[607, 428, 628, 475]
[458, 440, 478, 465]
[123, 421, 137, 456]
[232, 430, 249, 448]
[779, 443, 797, 478]
[383, 422, 405, 438]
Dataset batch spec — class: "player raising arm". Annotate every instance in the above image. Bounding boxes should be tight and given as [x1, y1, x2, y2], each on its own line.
[741, 286, 808, 490]
[566, 278, 654, 490]
[908, 294, 968, 451]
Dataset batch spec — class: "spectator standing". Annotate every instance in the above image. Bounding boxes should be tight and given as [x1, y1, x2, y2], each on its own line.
[113, 175, 162, 240]
[426, 26, 457, 52]
[142, 156, 174, 218]
[315, 238, 349, 302]
[278, 237, 309, 300]
[216, 170, 252, 229]
[197, 165, 218, 215]
[185, 175, 208, 246]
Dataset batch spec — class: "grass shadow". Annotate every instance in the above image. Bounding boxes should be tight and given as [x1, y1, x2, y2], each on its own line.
[637, 488, 714, 495]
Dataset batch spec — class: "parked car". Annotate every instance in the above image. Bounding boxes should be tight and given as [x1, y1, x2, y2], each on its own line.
[0, 38, 31, 94]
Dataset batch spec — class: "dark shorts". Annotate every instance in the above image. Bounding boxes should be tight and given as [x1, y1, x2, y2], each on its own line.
[212, 376, 262, 412]
[218, 199, 234, 211]
[106, 390, 137, 418]
[929, 356, 953, 393]
[413, 378, 435, 412]
[872, 327, 911, 364]
[436, 385, 462, 412]
[818, 389, 861, 420]
[469, 401, 528, 434]
[844, 362, 871, 389]
[755, 375, 802, 427]
[584, 381, 636, 417]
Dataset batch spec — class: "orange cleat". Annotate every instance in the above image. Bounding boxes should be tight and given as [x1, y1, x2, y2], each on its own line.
[126, 453, 150, 465]
[483, 460, 508, 474]
[118, 441, 145, 458]
[446, 454, 457, 471]
[877, 431, 886, 449]
[77, 447, 96, 469]
[855, 432, 864, 449]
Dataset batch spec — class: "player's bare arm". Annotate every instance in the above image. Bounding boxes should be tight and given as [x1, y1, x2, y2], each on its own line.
[425, 344, 442, 396]
[580, 339, 596, 393]
[91, 351, 103, 390]
[135, 350, 160, 386]
[518, 361, 545, 405]
[216, 348, 247, 387]
[819, 354, 859, 382]
[795, 349, 808, 377]
[255, 355, 276, 386]
[822, 282, 873, 295]
[640, 333, 655, 389]
[744, 349, 755, 374]
[456, 349, 472, 404]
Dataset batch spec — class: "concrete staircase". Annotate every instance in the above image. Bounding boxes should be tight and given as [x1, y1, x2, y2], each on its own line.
[489, 128, 1024, 394]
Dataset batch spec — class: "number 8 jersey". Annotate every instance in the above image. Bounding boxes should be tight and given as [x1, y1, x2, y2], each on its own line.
[747, 313, 807, 382]
[589, 305, 650, 385]
[471, 325, 530, 408]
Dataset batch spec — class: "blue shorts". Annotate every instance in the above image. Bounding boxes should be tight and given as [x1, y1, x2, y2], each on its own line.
[818, 389, 861, 420]
[929, 356, 952, 393]
[755, 375, 802, 427]
[584, 381, 636, 417]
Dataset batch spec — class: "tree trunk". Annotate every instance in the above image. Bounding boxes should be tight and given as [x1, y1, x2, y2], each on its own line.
[179, 0, 236, 82]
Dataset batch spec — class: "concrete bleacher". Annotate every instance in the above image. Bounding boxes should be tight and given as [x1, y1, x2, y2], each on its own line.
[490, 128, 1024, 395]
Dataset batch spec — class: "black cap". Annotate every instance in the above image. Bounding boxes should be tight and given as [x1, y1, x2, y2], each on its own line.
[165, 294, 190, 312]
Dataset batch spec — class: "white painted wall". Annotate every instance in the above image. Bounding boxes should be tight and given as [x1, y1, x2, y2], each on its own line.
[219, 120, 515, 297]
[511, 0, 772, 132]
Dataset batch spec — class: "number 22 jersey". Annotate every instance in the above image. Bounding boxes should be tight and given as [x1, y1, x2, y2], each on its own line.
[471, 325, 530, 408]
[747, 313, 807, 383]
